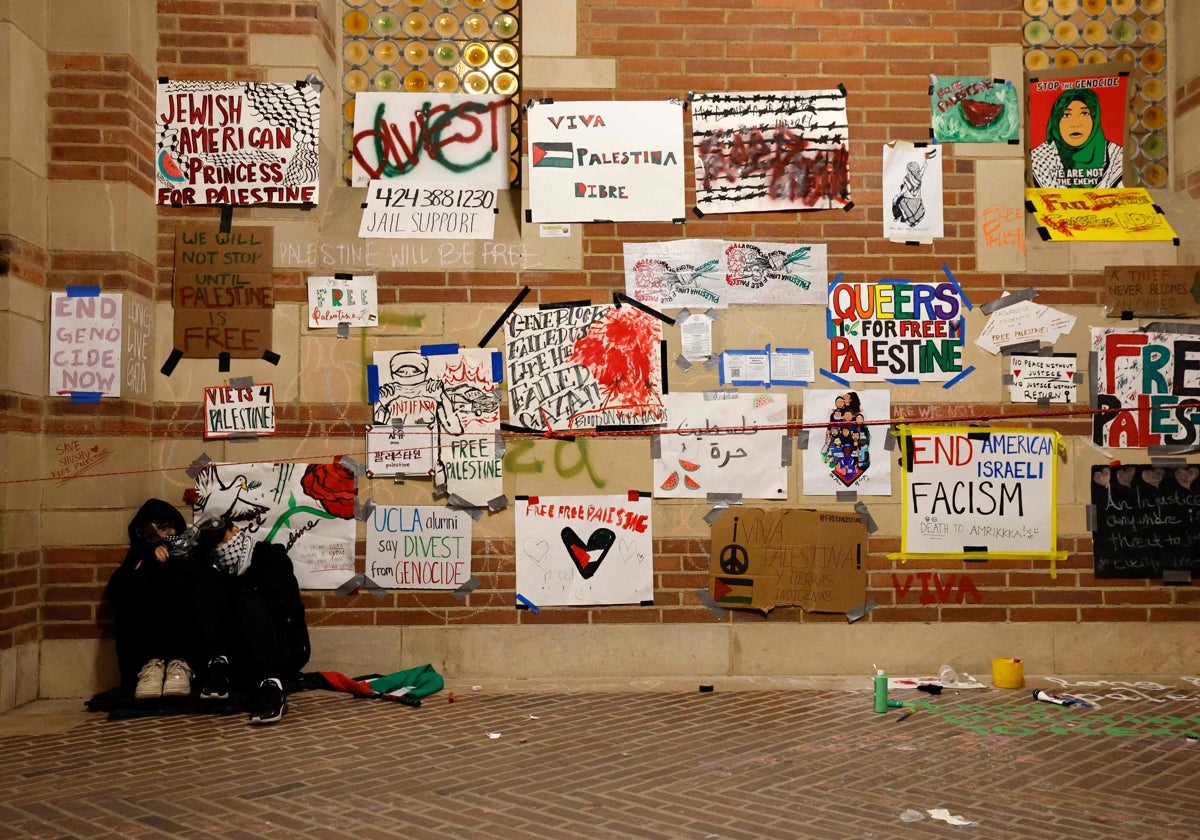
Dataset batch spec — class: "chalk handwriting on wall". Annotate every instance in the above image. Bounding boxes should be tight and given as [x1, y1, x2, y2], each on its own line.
[51, 440, 113, 485]
[277, 237, 538, 272]
[351, 93, 509, 188]
[891, 572, 983, 605]
[124, 296, 152, 398]
[981, 204, 1026, 256]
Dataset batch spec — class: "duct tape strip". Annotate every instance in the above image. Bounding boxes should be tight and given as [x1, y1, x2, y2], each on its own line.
[707, 492, 742, 506]
[703, 504, 731, 526]
[796, 429, 809, 449]
[432, 480, 446, 497]
[229, 375, 254, 389]
[1163, 570, 1192, 585]
[515, 593, 540, 612]
[453, 576, 481, 601]
[360, 574, 387, 600]
[392, 474, 405, 485]
[219, 205, 233, 234]
[334, 573, 366, 598]
[980, 287, 1036, 314]
[676, 354, 693, 372]
[493, 430, 506, 457]
[1000, 341, 1042, 356]
[340, 456, 365, 476]
[703, 355, 720, 370]
[218, 352, 231, 372]
[262, 350, 281, 365]
[649, 435, 661, 459]
[702, 389, 739, 400]
[355, 497, 375, 521]
[69, 391, 103, 403]
[1148, 449, 1196, 461]
[304, 72, 324, 93]
[1085, 504, 1096, 531]
[226, 432, 258, 442]
[1036, 397, 1051, 407]
[161, 348, 184, 376]
[334, 272, 352, 280]
[1088, 351, 1099, 408]
[836, 490, 857, 503]
[447, 496, 484, 521]
[854, 501, 878, 533]
[780, 436, 793, 466]
[695, 588, 726, 619]
[613, 292, 675, 325]
[487, 494, 508, 512]
[885, 426, 898, 451]
[1001, 373, 1014, 385]
[337, 322, 350, 339]
[845, 599, 877, 623]
[67, 284, 101, 297]
[963, 546, 988, 559]
[1145, 320, 1200, 336]
[479, 285, 530, 347]
[186, 453, 213, 479]
[1072, 371, 1083, 383]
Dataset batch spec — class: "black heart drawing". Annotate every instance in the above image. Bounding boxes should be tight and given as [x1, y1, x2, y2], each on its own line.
[560, 527, 615, 580]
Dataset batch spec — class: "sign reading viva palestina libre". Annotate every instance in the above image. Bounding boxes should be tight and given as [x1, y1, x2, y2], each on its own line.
[827, 278, 966, 381]
[1092, 327, 1200, 448]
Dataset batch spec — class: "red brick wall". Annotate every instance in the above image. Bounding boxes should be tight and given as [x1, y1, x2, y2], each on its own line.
[31, 0, 1200, 649]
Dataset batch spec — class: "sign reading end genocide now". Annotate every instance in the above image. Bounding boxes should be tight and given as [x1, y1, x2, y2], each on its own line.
[49, 292, 122, 397]
[173, 225, 273, 358]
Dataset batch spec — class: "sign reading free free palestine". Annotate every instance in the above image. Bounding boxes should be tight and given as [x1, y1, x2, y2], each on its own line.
[827, 277, 966, 382]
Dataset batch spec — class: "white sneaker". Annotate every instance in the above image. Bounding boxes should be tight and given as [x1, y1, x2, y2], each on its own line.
[135, 659, 165, 700]
[162, 659, 193, 697]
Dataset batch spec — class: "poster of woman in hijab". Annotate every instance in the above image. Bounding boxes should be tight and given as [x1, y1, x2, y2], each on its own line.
[1027, 63, 1131, 189]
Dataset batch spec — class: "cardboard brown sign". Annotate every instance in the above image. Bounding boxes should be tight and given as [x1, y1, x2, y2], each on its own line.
[1103, 266, 1200, 317]
[709, 507, 867, 614]
[173, 225, 274, 358]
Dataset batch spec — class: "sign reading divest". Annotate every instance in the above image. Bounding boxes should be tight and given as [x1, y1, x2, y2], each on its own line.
[366, 505, 471, 589]
[895, 425, 1061, 560]
[708, 507, 867, 614]
[204, 383, 275, 439]
[174, 225, 273, 358]
[49, 293, 122, 397]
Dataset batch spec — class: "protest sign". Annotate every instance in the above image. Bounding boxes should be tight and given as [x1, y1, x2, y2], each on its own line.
[49, 292, 122, 397]
[366, 505, 471, 589]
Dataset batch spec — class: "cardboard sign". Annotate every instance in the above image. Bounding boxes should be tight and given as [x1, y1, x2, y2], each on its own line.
[709, 508, 867, 614]
[1102, 266, 1200, 317]
[204, 383, 275, 439]
[365, 505, 471, 589]
[49, 292, 122, 397]
[174, 225, 274, 358]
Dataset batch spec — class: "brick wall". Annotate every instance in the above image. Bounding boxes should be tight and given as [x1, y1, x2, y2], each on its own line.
[27, 0, 1200, 650]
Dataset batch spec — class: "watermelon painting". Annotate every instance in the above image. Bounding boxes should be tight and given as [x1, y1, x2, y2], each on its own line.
[158, 150, 186, 183]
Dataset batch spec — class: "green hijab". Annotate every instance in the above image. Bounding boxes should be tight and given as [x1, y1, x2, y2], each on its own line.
[1046, 88, 1109, 178]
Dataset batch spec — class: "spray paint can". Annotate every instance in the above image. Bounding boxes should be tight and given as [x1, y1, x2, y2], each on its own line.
[874, 668, 889, 713]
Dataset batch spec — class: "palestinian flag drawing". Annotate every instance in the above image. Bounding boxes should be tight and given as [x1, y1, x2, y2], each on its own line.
[713, 576, 753, 606]
[531, 142, 574, 168]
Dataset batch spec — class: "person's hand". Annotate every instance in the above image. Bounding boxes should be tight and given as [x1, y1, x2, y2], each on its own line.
[154, 545, 169, 562]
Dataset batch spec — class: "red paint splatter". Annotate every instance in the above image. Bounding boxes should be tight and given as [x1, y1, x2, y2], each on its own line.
[570, 307, 660, 406]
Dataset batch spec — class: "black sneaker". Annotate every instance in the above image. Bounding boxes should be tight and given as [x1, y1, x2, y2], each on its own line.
[200, 657, 230, 700]
[248, 678, 287, 725]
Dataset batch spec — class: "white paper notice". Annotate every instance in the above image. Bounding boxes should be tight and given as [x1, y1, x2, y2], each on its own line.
[679, 312, 713, 361]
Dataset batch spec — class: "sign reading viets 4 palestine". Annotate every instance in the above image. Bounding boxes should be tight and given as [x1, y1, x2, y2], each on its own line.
[156, 79, 320, 206]
[526, 100, 686, 223]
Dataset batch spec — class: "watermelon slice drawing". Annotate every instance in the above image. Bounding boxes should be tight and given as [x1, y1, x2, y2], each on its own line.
[158, 149, 186, 183]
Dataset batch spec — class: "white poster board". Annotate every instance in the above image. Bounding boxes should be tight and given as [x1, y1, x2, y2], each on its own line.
[307, 275, 378, 328]
[801, 389, 892, 495]
[723, 241, 828, 304]
[190, 460, 357, 589]
[624, 239, 727, 309]
[203, 383, 275, 439]
[515, 493, 653, 606]
[350, 92, 509, 188]
[359, 180, 498, 240]
[526, 100, 685, 223]
[366, 505, 471, 589]
[49, 292, 122, 397]
[654, 392, 788, 499]
[883, 141, 944, 243]
[156, 79, 320, 206]
[1008, 354, 1077, 403]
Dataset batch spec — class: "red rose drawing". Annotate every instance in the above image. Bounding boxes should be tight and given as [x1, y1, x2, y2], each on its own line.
[301, 460, 357, 519]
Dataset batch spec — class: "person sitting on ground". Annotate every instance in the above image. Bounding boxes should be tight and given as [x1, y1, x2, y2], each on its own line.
[192, 517, 311, 725]
[105, 499, 203, 701]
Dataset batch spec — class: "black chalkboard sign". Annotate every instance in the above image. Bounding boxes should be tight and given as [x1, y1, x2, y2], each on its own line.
[1091, 464, 1200, 578]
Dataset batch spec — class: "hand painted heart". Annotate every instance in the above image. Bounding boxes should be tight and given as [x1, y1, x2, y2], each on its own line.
[560, 526, 615, 580]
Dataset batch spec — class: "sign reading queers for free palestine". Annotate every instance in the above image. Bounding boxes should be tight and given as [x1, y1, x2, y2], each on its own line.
[895, 426, 1061, 560]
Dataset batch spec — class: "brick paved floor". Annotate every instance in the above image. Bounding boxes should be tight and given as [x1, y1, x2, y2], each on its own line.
[4, 680, 1200, 839]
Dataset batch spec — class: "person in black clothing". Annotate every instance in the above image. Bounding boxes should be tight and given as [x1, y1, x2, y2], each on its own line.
[193, 517, 311, 725]
[106, 499, 203, 700]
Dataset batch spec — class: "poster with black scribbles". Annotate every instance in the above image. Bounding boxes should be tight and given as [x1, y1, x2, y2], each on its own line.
[1090, 464, 1200, 578]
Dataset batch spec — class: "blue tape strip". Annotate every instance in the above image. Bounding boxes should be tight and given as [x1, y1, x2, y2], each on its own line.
[943, 365, 976, 389]
[515, 593, 540, 613]
[886, 378, 920, 385]
[942, 263, 972, 310]
[491, 350, 503, 383]
[66, 285, 101, 297]
[819, 368, 851, 386]
[367, 364, 379, 404]
[68, 391, 103, 403]
[826, 307, 834, 339]
[421, 342, 459, 356]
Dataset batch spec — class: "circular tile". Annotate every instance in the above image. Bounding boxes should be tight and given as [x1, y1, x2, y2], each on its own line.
[433, 41, 460, 67]
[1052, 0, 1078, 14]
[1141, 19, 1165, 44]
[343, 38, 369, 65]
[1112, 18, 1137, 43]
[1023, 0, 1049, 14]
[493, 71, 518, 95]
[462, 71, 489, 94]
[404, 70, 430, 93]
[1141, 105, 1166, 130]
[404, 41, 430, 66]
[1082, 48, 1108, 64]
[401, 12, 429, 38]
[1142, 162, 1167, 187]
[344, 10, 370, 37]
[1081, 19, 1107, 45]
[373, 41, 400, 66]
[374, 69, 401, 92]
[1082, 0, 1106, 13]
[1141, 132, 1166, 159]
[1112, 0, 1136, 14]
[1140, 76, 1165, 101]
[1141, 48, 1165, 73]
[344, 69, 370, 94]
[1053, 20, 1079, 46]
[433, 70, 460, 92]
[463, 13, 490, 39]
[1142, 0, 1165, 13]
[1025, 49, 1051, 72]
[493, 13, 519, 39]
[374, 10, 401, 37]
[1024, 20, 1051, 46]
[433, 13, 459, 37]
[463, 42, 490, 68]
[494, 43, 518, 68]
[1053, 49, 1080, 67]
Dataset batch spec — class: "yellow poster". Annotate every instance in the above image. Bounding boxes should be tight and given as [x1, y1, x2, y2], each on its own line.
[1025, 187, 1177, 242]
